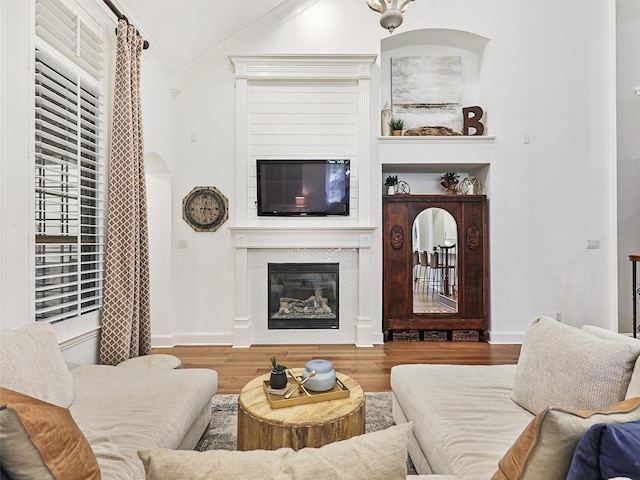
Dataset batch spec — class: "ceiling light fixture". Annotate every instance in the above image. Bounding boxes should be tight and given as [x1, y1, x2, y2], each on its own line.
[367, 0, 415, 34]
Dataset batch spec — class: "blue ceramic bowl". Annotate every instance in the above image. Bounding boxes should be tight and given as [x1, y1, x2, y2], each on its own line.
[302, 359, 336, 392]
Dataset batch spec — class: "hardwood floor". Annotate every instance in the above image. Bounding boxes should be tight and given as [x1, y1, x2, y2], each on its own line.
[153, 342, 521, 394]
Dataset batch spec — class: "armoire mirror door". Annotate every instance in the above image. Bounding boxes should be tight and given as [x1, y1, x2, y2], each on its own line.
[383, 194, 488, 340]
[412, 208, 459, 314]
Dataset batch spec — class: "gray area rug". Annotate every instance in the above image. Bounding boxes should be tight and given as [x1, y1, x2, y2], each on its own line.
[195, 392, 417, 474]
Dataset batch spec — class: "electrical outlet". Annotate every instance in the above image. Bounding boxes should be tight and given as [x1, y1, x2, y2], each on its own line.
[586, 239, 599, 249]
[555, 311, 562, 322]
[178, 240, 188, 249]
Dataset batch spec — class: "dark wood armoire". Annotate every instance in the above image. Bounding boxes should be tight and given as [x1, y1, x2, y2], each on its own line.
[383, 194, 489, 339]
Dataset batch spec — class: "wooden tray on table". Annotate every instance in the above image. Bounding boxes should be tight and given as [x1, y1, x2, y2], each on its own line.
[262, 376, 350, 409]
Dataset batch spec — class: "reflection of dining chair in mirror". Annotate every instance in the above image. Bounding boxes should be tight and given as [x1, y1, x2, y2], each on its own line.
[428, 251, 442, 297]
[412, 251, 420, 286]
[419, 251, 429, 292]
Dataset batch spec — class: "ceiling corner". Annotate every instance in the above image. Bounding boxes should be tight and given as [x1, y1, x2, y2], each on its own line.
[170, 0, 320, 94]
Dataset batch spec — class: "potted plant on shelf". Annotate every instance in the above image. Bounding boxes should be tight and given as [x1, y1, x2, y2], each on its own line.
[384, 175, 399, 195]
[440, 172, 460, 194]
[270, 356, 288, 389]
[388, 118, 405, 136]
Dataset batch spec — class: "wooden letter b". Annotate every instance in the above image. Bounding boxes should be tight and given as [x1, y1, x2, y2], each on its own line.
[463, 106, 485, 136]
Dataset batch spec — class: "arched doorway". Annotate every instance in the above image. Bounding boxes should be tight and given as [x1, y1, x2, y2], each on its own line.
[145, 153, 172, 337]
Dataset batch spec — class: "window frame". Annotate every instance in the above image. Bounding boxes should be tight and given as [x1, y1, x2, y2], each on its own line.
[33, 0, 111, 331]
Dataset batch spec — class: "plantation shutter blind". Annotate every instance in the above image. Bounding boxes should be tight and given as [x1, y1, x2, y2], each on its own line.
[35, 0, 104, 80]
[34, 0, 106, 323]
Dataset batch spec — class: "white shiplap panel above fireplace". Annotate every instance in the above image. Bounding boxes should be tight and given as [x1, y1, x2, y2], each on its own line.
[229, 54, 376, 226]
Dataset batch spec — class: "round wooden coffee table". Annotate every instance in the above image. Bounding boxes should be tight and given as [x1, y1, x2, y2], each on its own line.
[237, 371, 365, 451]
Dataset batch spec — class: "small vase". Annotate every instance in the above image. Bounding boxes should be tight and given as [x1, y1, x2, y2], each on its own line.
[302, 359, 336, 392]
[269, 370, 287, 389]
[392, 130, 402, 136]
[381, 103, 392, 136]
[387, 185, 395, 195]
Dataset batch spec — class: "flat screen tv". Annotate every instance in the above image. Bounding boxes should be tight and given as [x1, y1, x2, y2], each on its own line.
[257, 159, 350, 216]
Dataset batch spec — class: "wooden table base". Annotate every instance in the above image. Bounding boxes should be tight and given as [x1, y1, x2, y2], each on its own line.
[237, 372, 365, 451]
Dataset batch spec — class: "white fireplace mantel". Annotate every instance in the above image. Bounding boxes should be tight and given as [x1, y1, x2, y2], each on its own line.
[229, 226, 375, 249]
[229, 226, 378, 348]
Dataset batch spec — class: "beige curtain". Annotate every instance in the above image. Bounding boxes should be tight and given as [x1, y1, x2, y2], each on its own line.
[100, 20, 150, 365]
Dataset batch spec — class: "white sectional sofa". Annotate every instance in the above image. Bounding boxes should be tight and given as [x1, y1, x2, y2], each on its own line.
[391, 316, 640, 479]
[0, 322, 218, 480]
[0, 322, 426, 480]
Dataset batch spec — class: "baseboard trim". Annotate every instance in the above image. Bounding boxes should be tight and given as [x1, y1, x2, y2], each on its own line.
[151, 332, 234, 348]
[487, 330, 524, 344]
[154, 330, 525, 346]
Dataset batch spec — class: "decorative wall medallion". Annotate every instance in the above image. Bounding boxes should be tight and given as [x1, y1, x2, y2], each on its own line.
[466, 225, 480, 250]
[390, 225, 404, 250]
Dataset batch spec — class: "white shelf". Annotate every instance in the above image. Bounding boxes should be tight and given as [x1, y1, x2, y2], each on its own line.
[377, 135, 496, 144]
[377, 135, 497, 168]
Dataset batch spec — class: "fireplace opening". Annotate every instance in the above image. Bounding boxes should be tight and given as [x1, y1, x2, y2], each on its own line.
[268, 263, 339, 329]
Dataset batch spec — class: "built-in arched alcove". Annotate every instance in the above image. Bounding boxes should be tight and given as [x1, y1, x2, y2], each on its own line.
[381, 28, 491, 57]
[377, 30, 493, 341]
[380, 28, 491, 114]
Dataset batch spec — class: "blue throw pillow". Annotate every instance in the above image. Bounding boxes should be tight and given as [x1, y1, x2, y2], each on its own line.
[566, 420, 640, 480]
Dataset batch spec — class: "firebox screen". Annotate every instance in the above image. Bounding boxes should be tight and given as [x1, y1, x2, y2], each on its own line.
[268, 263, 339, 329]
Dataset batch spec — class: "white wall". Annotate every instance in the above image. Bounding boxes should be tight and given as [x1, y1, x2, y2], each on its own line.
[616, 0, 640, 335]
[139, 56, 176, 345]
[163, 0, 618, 344]
[168, 71, 238, 340]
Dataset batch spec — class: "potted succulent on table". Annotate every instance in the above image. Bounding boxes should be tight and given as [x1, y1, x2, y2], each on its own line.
[388, 118, 405, 136]
[269, 356, 288, 389]
[440, 172, 460, 194]
[384, 175, 398, 195]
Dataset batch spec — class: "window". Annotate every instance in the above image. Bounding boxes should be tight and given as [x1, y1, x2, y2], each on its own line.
[34, 0, 106, 323]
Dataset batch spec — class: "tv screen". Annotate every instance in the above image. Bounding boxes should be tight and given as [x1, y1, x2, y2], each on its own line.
[257, 159, 350, 216]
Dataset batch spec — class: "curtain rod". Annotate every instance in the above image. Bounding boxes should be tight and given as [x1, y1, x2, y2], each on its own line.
[103, 0, 150, 49]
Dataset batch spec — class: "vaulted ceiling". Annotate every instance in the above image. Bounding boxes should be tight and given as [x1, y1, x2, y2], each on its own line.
[118, 0, 311, 76]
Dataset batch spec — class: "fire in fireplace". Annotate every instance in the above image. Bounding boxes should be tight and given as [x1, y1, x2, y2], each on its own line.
[268, 263, 339, 329]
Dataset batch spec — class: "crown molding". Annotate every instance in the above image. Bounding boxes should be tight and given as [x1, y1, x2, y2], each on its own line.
[170, 0, 319, 95]
[228, 54, 378, 80]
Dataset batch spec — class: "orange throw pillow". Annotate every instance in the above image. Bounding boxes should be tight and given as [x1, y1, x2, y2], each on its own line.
[0, 387, 101, 480]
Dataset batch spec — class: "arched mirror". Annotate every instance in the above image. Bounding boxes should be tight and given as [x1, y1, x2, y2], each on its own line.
[412, 208, 458, 313]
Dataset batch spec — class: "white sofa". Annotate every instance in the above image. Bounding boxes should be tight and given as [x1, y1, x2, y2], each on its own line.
[0, 322, 429, 480]
[0, 322, 218, 480]
[391, 316, 640, 479]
